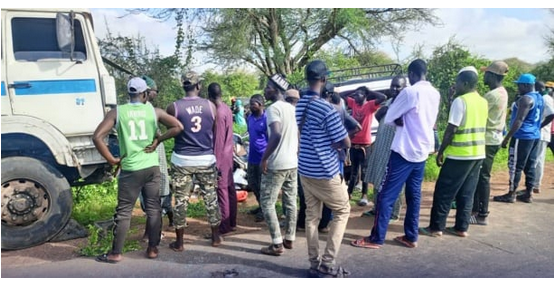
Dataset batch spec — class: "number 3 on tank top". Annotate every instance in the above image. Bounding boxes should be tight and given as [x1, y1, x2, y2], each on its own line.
[128, 120, 149, 141]
[191, 116, 202, 133]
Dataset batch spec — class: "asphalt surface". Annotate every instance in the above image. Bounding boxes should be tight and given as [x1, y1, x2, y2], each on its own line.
[1, 169, 554, 278]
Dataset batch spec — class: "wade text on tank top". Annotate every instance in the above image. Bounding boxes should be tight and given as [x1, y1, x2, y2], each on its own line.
[173, 96, 215, 156]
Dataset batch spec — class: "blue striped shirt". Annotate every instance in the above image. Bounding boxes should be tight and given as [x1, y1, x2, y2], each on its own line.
[296, 90, 348, 179]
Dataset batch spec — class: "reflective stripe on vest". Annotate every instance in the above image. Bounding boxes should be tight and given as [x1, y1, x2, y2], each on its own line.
[445, 91, 488, 159]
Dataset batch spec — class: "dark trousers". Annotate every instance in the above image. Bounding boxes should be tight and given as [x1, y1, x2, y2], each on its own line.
[430, 158, 482, 232]
[113, 166, 161, 254]
[473, 145, 500, 217]
[348, 146, 370, 196]
[218, 163, 237, 234]
[297, 175, 331, 230]
[369, 151, 425, 244]
[508, 138, 540, 193]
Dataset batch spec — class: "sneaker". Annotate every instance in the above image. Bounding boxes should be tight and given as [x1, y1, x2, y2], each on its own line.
[533, 188, 540, 194]
[493, 192, 516, 203]
[469, 215, 488, 226]
[445, 227, 468, 237]
[318, 227, 330, 234]
[357, 197, 369, 207]
[418, 227, 442, 237]
[260, 244, 284, 256]
[516, 193, 533, 203]
[361, 209, 376, 217]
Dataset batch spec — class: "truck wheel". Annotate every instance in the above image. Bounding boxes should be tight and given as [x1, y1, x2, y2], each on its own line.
[1, 157, 73, 250]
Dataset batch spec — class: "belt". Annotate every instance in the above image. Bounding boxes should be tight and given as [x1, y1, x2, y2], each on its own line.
[352, 144, 370, 149]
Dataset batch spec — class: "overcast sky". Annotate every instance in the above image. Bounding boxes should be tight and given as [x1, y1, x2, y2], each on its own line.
[89, 7, 553, 73]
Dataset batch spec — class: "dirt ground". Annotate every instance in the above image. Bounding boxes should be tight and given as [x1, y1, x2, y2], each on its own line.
[1, 161, 553, 266]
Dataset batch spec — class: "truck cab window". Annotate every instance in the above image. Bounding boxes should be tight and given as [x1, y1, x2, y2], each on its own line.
[12, 17, 87, 61]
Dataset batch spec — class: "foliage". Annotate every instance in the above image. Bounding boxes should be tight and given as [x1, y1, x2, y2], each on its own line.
[98, 27, 188, 110]
[187, 199, 207, 218]
[78, 224, 141, 257]
[201, 69, 260, 102]
[531, 58, 554, 83]
[140, 8, 438, 76]
[72, 180, 118, 226]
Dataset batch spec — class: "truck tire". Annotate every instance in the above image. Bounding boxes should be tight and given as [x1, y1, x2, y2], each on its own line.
[1, 157, 73, 250]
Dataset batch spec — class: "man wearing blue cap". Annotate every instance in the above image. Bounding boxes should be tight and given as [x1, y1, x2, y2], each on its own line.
[493, 74, 546, 203]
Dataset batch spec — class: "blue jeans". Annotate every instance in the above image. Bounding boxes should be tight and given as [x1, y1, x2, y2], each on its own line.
[369, 151, 425, 244]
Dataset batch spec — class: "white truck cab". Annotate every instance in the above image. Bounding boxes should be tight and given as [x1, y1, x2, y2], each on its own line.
[1, 8, 117, 250]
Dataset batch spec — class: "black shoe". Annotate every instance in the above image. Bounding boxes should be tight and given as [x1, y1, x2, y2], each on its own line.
[493, 192, 516, 203]
[248, 207, 261, 215]
[255, 212, 265, 222]
[516, 193, 533, 203]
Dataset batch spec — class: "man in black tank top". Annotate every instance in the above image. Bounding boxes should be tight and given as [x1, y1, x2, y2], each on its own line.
[166, 71, 223, 251]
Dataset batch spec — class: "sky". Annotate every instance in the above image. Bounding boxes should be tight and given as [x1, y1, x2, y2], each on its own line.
[2, 2, 553, 74]
[87, 7, 553, 74]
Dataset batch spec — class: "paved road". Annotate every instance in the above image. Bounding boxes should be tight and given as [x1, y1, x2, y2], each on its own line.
[2, 164, 554, 278]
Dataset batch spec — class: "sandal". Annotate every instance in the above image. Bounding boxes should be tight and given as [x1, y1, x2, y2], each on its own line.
[350, 237, 382, 249]
[95, 253, 120, 264]
[394, 235, 417, 248]
[445, 227, 469, 237]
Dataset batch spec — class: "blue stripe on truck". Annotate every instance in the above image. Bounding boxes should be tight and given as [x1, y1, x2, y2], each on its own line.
[1, 82, 5, 96]
[14, 79, 96, 95]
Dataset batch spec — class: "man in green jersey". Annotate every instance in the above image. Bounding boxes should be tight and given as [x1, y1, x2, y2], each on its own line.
[93, 77, 183, 263]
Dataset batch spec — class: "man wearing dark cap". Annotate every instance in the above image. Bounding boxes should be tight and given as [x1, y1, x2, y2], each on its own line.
[93, 77, 183, 263]
[493, 74, 548, 203]
[351, 59, 440, 249]
[297, 60, 351, 278]
[167, 71, 223, 250]
[469, 61, 509, 225]
[259, 74, 299, 256]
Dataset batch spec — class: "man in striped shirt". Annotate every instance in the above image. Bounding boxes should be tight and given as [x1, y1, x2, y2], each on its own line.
[297, 60, 351, 278]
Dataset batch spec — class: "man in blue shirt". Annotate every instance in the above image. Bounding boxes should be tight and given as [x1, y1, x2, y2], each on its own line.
[493, 73, 548, 203]
[296, 60, 351, 278]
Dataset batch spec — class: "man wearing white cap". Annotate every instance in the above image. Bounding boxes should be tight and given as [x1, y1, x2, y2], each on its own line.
[93, 77, 183, 263]
[420, 66, 488, 238]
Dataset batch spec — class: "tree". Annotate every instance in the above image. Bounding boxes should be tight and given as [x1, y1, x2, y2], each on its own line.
[137, 8, 439, 76]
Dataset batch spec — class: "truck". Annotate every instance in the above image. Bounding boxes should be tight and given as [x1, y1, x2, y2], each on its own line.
[1, 8, 117, 250]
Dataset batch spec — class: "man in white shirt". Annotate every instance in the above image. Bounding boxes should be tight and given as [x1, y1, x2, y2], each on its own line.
[351, 59, 440, 249]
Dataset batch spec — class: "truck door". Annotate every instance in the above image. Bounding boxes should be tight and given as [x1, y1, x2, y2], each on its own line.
[4, 11, 104, 136]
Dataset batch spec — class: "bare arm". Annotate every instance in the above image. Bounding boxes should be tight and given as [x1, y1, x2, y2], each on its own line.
[367, 90, 387, 105]
[260, 121, 282, 174]
[541, 114, 554, 128]
[436, 123, 458, 167]
[145, 108, 184, 153]
[332, 135, 351, 150]
[502, 96, 533, 148]
[375, 106, 388, 122]
[93, 109, 119, 166]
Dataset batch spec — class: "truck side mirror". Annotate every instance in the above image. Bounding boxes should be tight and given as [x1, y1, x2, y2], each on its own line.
[56, 12, 78, 62]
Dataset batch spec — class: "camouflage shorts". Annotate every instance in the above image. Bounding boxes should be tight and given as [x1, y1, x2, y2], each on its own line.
[170, 163, 221, 228]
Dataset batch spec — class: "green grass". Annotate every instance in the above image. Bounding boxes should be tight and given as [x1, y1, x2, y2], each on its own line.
[72, 180, 118, 226]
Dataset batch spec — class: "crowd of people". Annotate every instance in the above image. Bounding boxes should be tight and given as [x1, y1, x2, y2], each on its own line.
[91, 58, 554, 278]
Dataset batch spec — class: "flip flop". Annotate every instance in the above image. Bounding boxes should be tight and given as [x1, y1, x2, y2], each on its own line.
[95, 253, 119, 264]
[350, 237, 382, 249]
[394, 236, 418, 248]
